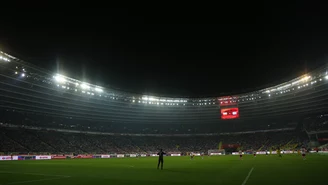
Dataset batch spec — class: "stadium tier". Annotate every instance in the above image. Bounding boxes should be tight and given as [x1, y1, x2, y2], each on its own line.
[0, 126, 308, 154]
[1, 50, 328, 126]
[0, 50, 328, 154]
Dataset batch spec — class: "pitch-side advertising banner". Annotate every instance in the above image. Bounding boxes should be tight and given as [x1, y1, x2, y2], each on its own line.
[117, 154, 124, 158]
[77, 155, 93, 159]
[52, 156, 66, 159]
[0, 156, 12, 160]
[170, 154, 181, 156]
[35, 156, 51, 160]
[232, 152, 244, 155]
[211, 153, 223, 155]
[130, 154, 137, 157]
[232, 151, 297, 155]
[101, 155, 110, 158]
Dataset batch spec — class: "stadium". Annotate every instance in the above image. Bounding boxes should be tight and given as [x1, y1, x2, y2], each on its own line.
[1, 50, 328, 185]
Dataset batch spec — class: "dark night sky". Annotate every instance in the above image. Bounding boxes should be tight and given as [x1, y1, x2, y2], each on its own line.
[1, 3, 328, 97]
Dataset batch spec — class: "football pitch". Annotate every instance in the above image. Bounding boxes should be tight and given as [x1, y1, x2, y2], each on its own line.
[0, 154, 327, 185]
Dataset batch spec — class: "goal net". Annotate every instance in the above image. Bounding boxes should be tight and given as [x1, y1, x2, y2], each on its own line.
[208, 149, 225, 156]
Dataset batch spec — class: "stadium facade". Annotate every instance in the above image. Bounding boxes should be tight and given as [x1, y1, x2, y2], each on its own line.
[0, 50, 328, 134]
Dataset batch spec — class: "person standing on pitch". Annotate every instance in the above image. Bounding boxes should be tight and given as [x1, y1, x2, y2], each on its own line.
[301, 148, 306, 160]
[157, 149, 166, 170]
[277, 147, 282, 158]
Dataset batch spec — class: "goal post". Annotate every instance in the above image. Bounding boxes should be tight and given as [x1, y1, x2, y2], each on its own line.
[208, 149, 225, 156]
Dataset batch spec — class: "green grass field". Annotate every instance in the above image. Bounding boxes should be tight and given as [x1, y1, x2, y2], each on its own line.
[0, 154, 327, 185]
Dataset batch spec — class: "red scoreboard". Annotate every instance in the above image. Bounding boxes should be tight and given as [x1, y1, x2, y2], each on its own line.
[221, 108, 239, 119]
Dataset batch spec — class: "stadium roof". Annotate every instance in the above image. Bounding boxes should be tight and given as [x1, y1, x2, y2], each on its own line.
[1, 5, 328, 97]
[1, 50, 327, 103]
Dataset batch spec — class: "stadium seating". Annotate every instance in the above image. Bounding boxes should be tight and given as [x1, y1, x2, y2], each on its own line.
[0, 110, 297, 134]
[0, 124, 308, 154]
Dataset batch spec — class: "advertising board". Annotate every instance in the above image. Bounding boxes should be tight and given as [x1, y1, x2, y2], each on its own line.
[101, 155, 110, 158]
[76, 155, 93, 159]
[0, 156, 12, 160]
[170, 154, 181, 156]
[52, 156, 66, 159]
[211, 153, 223, 155]
[35, 156, 51, 160]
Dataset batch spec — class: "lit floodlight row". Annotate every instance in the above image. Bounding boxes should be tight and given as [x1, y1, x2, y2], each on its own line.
[6, 49, 328, 108]
[135, 100, 187, 106]
[80, 83, 90, 90]
[14, 71, 26, 78]
[0, 55, 10, 62]
[50, 72, 328, 107]
[95, 87, 103, 92]
[263, 76, 311, 94]
[265, 76, 328, 98]
[141, 96, 187, 103]
[53, 74, 104, 93]
[54, 75, 66, 83]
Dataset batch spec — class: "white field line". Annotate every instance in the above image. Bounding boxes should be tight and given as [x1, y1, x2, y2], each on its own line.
[241, 167, 254, 185]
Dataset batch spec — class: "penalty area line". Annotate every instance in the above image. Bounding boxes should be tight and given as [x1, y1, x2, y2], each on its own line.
[241, 167, 254, 185]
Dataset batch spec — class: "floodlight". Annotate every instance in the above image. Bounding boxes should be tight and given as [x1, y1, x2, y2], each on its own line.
[54, 75, 66, 83]
[95, 87, 103, 92]
[81, 83, 90, 89]
[302, 76, 310, 81]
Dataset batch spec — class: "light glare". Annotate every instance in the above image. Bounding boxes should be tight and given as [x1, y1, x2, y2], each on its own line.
[81, 83, 90, 89]
[54, 75, 66, 83]
[95, 87, 103, 92]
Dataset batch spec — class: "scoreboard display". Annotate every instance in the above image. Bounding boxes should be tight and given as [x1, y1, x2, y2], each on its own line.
[221, 107, 239, 119]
